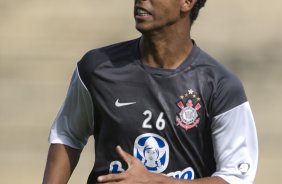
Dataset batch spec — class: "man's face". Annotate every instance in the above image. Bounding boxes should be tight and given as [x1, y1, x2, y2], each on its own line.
[134, 0, 183, 33]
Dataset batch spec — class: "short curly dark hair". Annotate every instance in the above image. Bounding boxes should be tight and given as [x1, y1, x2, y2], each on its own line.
[190, 0, 207, 24]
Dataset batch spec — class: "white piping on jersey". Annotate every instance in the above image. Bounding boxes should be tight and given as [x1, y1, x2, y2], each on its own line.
[76, 67, 95, 134]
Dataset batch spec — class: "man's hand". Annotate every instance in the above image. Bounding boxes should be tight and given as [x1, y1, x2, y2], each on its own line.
[97, 145, 227, 184]
[97, 145, 174, 184]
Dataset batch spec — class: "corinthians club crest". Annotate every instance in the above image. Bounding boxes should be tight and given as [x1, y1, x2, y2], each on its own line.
[176, 89, 202, 131]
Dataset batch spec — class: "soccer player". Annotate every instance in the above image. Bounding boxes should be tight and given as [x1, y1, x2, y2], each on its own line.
[43, 0, 258, 184]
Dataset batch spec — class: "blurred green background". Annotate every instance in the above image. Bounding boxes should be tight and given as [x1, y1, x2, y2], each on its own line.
[0, 0, 281, 183]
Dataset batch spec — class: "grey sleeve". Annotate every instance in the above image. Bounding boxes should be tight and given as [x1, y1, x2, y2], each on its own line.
[211, 102, 258, 184]
[48, 68, 94, 149]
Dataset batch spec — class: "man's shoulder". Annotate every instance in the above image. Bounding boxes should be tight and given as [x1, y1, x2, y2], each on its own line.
[194, 46, 223, 69]
[194, 45, 239, 81]
[77, 38, 140, 86]
[193, 45, 247, 116]
[80, 38, 140, 64]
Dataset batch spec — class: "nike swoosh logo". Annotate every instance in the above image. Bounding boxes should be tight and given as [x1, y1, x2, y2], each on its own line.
[115, 99, 136, 107]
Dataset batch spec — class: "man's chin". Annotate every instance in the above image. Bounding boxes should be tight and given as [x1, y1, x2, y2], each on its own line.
[135, 25, 157, 35]
[136, 25, 150, 33]
[135, 22, 165, 35]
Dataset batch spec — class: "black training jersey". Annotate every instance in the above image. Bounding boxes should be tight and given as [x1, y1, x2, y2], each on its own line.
[49, 38, 258, 184]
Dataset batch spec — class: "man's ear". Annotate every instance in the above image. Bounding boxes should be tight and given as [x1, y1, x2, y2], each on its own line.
[180, 0, 197, 12]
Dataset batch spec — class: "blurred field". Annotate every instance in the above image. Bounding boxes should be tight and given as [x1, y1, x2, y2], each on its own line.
[0, 0, 281, 183]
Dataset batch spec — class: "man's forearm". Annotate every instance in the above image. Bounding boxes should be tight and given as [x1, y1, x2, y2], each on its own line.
[42, 144, 82, 184]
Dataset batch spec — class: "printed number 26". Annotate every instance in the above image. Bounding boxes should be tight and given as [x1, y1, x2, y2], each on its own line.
[142, 110, 166, 130]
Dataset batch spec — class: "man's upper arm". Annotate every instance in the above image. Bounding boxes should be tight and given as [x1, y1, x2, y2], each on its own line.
[211, 102, 258, 184]
[48, 67, 94, 149]
[209, 73, 258, 184]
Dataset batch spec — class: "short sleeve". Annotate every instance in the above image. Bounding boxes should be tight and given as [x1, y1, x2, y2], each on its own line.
[210, 74, 258, 183]
[48, 67, 94, 149]
[211, 102, 258, 184]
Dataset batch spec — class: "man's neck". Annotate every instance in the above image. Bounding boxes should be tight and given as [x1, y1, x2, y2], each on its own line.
[139, 27, 193, 69]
